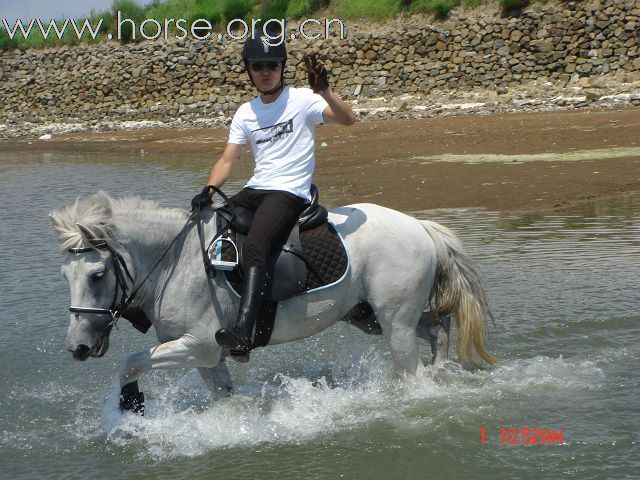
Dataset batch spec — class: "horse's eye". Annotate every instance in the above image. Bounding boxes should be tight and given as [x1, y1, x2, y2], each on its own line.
[91, 271, 105, 282]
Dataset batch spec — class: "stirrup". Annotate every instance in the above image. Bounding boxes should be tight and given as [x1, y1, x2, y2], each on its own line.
[207, 237, 239, 271]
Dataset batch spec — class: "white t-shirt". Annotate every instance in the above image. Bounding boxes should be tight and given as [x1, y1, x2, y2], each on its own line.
[228, 86, 328, 202]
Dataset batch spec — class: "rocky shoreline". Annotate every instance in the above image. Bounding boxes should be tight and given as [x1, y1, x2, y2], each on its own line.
[4, 79, 639, 140]
[1, 0, 639, 139]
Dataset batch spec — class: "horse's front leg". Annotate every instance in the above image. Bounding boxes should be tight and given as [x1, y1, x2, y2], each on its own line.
[118, 334, 223, 415]
[197, 364, 233, 400]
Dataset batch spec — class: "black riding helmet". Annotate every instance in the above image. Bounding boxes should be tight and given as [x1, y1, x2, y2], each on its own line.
[242, 35, 287, 95]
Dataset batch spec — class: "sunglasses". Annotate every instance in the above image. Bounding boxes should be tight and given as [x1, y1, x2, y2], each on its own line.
[250, 62, 280, 72]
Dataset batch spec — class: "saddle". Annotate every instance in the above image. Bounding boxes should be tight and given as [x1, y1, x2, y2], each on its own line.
[212, 185, 348, 300]
[207, 185, 349, 348]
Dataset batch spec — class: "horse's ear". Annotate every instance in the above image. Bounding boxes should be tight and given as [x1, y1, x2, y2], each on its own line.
[49, 210, 66, 236]
[76, 223, 95, 240]
[48, 210, 59, 228]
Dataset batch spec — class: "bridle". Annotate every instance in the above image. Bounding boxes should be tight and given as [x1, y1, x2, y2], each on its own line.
[67, 217, 191, 327]
[66, 187, 234, 328]
[68, 241, 137, 326]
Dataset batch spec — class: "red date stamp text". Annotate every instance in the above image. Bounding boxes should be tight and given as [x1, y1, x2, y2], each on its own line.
[481, 427, 563, 445]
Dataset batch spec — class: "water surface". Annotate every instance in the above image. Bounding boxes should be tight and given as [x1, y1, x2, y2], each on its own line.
[0, 152, 638, 479]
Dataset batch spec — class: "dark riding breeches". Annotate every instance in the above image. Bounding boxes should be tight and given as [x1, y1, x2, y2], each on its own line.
[229, 187, 306, 269]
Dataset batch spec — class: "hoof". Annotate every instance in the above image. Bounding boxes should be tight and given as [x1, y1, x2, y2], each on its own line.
[119, 382, 145, 416]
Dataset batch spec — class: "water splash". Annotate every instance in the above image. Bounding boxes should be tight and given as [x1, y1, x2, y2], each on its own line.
[97, 351, 606, 461]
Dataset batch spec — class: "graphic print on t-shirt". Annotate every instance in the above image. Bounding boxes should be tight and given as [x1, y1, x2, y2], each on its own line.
[253, 119, 294, 145]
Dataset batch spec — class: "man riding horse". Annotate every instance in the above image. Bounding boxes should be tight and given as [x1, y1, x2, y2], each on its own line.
[191, 32, 356, 357]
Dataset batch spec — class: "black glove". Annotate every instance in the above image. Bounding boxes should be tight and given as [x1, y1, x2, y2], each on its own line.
[191, 186, 213, 211]
[303, 53, 329, 93]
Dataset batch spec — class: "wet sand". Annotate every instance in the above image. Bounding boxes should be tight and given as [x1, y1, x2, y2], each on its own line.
[3, 108, 639, 212]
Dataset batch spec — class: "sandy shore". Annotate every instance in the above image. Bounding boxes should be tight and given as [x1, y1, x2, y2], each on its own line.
[3, 107, 639, 212]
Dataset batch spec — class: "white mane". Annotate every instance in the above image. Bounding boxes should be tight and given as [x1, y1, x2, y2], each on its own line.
[49, 191, 189, 253]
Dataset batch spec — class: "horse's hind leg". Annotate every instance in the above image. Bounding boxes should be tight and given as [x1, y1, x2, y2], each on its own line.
[344, 303, 450, 365]
[377, 304, 425, 375]
[416, 311, 451, 365]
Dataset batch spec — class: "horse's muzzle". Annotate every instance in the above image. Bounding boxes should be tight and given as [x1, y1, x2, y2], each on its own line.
[72, 344, 92, 361]
[68, 324, 111, 360]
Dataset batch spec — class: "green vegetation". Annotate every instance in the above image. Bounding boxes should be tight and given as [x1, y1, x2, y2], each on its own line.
[0, 0, 545, 50]
[261, 0, 291, 18]
[0, 28, 20, 50]
[409, 0, 493, 18]
[222, 0, 253, 21]
[286, 0, 313, 17]
[335, 0, 402, 21]
[410, 0, 459, 19]
[499, 0, 530, 16]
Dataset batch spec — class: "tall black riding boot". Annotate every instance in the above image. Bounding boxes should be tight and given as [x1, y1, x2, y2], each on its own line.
[215, 265, 269, 354]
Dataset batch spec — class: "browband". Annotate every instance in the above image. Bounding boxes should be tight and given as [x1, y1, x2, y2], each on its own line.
[68, 241, 109, 254]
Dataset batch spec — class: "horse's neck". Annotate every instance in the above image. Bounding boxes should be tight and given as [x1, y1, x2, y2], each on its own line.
[115, 213, 193, 298]
[114, 210, 232, 321]
[116, 212, 184, 260]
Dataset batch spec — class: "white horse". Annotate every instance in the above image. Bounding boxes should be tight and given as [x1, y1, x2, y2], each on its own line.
[50, 191, 494, 413]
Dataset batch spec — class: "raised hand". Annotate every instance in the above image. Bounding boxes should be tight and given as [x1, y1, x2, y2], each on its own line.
[303, 52, 329, 93]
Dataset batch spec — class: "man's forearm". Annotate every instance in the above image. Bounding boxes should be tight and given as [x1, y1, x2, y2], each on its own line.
[207, 157, 233, 188]
[321, 89, 356, 125]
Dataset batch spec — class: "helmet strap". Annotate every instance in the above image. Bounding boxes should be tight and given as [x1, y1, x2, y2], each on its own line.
[258, 83, 284, 95]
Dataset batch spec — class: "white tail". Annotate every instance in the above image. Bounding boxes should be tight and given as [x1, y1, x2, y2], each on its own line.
[421, 220, 496, 366]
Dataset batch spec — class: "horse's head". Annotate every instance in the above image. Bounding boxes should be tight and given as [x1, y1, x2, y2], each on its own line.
[50, 192, 120, 361]
[59, 241, 116, 360]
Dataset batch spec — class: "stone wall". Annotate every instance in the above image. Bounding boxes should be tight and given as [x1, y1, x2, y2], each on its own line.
[0, 0, 638, 131]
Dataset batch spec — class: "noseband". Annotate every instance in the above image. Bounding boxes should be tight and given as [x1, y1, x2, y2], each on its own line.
[68, 241, 135, 326]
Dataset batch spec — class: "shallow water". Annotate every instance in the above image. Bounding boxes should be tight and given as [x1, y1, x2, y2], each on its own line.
[0, 152, 638, 479]
[410, 146, 640, 163]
